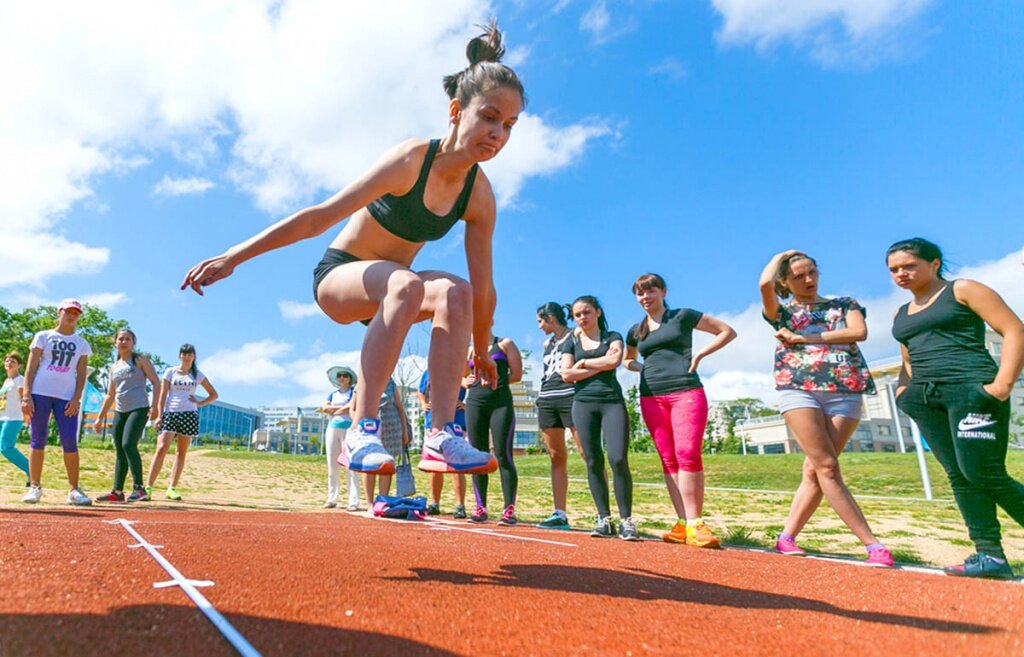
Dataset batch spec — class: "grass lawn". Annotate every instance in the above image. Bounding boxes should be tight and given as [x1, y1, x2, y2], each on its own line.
[3, 437, 1023, 570]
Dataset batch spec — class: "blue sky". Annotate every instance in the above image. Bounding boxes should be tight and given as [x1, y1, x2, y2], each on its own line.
[2, 1, 1022, 407]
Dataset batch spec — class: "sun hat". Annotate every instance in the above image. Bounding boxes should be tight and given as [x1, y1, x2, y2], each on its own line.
[327, 365, 358, 388]
[57, 298, 83, 313]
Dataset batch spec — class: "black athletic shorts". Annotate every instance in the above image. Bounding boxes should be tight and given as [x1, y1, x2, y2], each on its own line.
[536, 394, 575, 430]
[312, 248, 371, 326]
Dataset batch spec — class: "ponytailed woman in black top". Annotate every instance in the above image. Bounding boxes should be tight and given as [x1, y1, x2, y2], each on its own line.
[889, 238, 1024, 579]
[181, 24, 524, 480]
[560, 295, 638, 541]
[536, 302, 582, 529]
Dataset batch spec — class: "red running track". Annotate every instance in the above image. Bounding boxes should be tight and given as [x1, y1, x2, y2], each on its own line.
[0, 506, 1021, 657]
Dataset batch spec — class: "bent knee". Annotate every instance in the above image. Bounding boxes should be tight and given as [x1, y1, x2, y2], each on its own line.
[388, 271, 426, 303]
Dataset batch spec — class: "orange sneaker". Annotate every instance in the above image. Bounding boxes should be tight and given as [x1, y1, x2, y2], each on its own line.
[662, 520, 687, 544]
[685, 521, 721, 549]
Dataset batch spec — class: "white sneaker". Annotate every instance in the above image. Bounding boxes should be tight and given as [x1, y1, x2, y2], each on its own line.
[67, 487, 92, 506]
[418, 423, 497, 474]
[22, 484, 42, 504]
[339, 419, 395, 474]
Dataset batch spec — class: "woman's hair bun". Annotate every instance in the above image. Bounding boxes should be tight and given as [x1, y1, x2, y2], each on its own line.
[466, 21, 505, 65]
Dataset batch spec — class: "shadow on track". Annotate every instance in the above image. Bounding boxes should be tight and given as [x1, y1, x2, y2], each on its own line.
[392, 564, 998, 635]
[0, 605, 460, 657]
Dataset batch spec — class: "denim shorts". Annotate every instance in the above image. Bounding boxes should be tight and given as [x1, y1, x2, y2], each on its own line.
[777, 389, 863, 419]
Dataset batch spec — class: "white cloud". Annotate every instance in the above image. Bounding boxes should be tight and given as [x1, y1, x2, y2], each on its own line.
[648, 57, 688, 81]
[153, 175, 215, 197]
[580, 0, 636, 45]
[202, 339, 293, 384]
[277, 299, 321, 321]
[0, 1, 608, 289]
[80, 292, 131, 310]
[690, 249, 1024, 404]
[0, 290, 129, 312]
[710, 0, 933, 66]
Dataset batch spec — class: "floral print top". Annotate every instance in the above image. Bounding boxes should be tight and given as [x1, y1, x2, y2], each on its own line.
[765, 297, 876, 395]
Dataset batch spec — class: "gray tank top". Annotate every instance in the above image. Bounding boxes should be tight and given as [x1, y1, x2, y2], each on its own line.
[110, 358, 150, 412]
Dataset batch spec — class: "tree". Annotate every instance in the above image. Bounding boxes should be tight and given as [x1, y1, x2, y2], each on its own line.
[0, 303, 127, 387]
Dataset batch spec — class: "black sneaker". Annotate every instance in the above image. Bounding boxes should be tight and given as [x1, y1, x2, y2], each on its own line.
[426, 503, 440, 516]
[538, 512, 570, 530]
[944, 553, 1015, 580]
[453, 504, 467, 519]
[619, 517, 641, 541]
[468, 506, 488, 523]
[591, 516, 615, 538]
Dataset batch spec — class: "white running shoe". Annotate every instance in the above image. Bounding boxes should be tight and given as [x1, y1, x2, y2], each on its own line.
[338, 418, 395, 474]
[22, 484, 42, 504]
[418, 423, 497, 474]
[67, 487, 92, 506]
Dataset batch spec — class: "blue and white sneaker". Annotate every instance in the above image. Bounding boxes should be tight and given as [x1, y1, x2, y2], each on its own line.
[418, 423, 497, 474]
[944, 553, 1015, 580]
[338, 418, 395, 474]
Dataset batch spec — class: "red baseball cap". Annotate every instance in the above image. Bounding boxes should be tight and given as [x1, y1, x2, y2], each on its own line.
[58, 298, 83, 313]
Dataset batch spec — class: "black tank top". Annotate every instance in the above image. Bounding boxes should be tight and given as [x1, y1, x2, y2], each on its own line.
[367, 139, 479, 243]
[466, 338, 512, 404]
[891, 281, 998, 383]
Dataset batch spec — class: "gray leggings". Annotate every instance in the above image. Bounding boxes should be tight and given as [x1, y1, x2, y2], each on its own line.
[572, 400, 632, 519]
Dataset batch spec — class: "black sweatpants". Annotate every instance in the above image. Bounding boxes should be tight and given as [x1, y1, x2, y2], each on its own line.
[112, 407, 148, 491]
[466, 396, 517, 509]
[898, 381, 1024, 558]
[572, 399, 632, 519]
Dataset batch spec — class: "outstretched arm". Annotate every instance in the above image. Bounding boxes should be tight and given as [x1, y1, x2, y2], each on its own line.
[181, 140, 423, 295]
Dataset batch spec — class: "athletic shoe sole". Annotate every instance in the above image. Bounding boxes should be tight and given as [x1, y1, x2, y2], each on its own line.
[347, 461, 396, 475]
[417, 454, 497, 475]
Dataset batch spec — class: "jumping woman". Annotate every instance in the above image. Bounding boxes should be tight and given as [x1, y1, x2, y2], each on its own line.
[148, 344, 218, 501]
[889, 238, 1024, 579]
[21, 299, 93, 506]
[181, 24, 523, 479]
[93, 329, 161, 502]
[560, 296, 638, 541]
[535, 302, 582, 529]
[624, 274, 736, 549]
[464, 332, 523, 524]
[759, 250, 893, 567]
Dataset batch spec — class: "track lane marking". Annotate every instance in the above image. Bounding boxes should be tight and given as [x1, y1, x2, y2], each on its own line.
[105, 518, 264, 657]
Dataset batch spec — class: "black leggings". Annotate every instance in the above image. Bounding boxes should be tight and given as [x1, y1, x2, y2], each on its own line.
[112, 407, 148, 491]
[572, 400, 632, 519]
[466, 397, 517, 509]
[898, 381, 1024, 559]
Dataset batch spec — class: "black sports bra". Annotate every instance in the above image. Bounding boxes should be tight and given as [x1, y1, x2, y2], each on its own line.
[366, 139, 479, 243]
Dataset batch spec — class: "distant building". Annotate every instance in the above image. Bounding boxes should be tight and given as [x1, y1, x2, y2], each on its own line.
[737, 330, 1024, 454]
[511, 380, 540, 453]
[198, 400, 262, 446]
[254, 406, 327, 454]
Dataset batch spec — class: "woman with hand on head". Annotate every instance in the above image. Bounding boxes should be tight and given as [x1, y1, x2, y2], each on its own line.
[148, 344, 218, 501]
[464, 332, 523, 524]
[535, 302, 582, 529]
[181, 23, 525, 480]
[320, 365, 359, 510]
[560, 296, 638, 541]
[93, 329, 161, 502]
[21, 299, 93, 506]
[624, 274, 736, 549]
[760, 250, 892, 567]
[889, 238, 1024, 579]
[0, 352, 30, 483]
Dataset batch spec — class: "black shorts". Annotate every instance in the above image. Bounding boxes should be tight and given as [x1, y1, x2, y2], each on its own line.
[159, 410, 199, 437]
[312, 248, 371, 326]
[536, 394, 575, 430]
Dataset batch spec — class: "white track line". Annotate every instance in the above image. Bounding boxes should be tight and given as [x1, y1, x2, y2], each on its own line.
[105, 518, 263, 657]
[371, 514, 578, 547]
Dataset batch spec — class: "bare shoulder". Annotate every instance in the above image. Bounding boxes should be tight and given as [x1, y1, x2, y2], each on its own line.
[463, 169, 496, 224]
[952, 278, 993, 302]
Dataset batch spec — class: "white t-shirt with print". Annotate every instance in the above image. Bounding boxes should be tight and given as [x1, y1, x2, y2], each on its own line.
[29, 330, 93, 401]
[0, 375, 25, 420]
[162, 367, 206, 413]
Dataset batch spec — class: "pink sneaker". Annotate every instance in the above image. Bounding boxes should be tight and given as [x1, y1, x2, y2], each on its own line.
[498, 504, 518, 526]
[775, 534, 806, 556]
[866, 546, 894, 568]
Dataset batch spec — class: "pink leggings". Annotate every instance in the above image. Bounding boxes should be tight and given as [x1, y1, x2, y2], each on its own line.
[640, 388, 708, 474]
